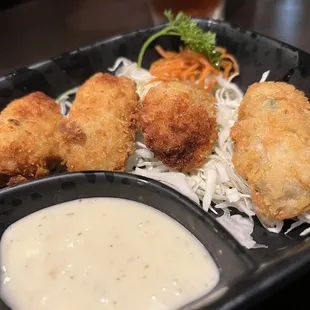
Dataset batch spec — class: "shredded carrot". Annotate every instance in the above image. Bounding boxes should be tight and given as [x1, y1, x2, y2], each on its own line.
[155, 45, 169, 58]
[181, 63, 199, 81]
[150, 45, 240, 93]
[206, 77, 217, 92]
[222, 54, 240, 74]
[199, 67, 211, 88]
[222, 61, 233, 79]
[216, 47, 227, 55]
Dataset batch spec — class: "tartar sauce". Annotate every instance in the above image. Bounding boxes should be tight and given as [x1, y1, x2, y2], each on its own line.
[0, 197, 219, 310]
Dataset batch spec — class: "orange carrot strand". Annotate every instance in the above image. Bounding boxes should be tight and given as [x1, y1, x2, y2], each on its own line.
[149, 45, 240, 93]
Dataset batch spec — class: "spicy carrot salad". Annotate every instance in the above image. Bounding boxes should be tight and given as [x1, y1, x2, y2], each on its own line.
[149, 45, 240, 93]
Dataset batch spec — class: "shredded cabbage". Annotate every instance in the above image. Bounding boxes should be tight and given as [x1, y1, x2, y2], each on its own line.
[56, 87, 78, 116]
[54, 58, 310, 248]
[216, 209, 267, 249]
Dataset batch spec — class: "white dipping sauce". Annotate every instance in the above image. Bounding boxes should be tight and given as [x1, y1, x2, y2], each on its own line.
[0, 197, 219, 310]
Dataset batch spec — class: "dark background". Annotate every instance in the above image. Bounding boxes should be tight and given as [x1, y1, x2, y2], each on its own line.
[0, 0, 309, 308]
[0, 0, 310, 76]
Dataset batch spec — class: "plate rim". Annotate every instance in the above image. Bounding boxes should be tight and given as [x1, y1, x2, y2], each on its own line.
[1, 17, 310, 79]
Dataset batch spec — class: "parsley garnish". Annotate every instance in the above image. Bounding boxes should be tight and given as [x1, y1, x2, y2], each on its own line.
[137, 10, 221, 68]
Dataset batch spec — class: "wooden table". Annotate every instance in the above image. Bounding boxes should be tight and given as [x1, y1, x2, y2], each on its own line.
[0, 0, 310, 76]
[0, 0, 309, 308]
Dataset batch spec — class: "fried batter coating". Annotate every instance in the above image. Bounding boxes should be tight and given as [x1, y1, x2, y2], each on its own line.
[58, 73, 139, 171]
[231, 82, 310, 220]
[141, 82, 217, 172]
[0, 92, 63, 185]
[238, 81, 310, 122]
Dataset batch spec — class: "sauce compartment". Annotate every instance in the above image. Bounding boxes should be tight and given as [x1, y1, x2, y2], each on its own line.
[1, 197, 219, 310]
[0, 171, 254, 310]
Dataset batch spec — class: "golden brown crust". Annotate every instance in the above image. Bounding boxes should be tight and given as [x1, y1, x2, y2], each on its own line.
[0, 92, 63, 185]
[141, 82, 217, 172]
[57, 119, 86, 143]
[231, 82, 310, 220]
[238, 81, 310, 121]
[7, 175, 28, 186]
[57, 73, 140, 172]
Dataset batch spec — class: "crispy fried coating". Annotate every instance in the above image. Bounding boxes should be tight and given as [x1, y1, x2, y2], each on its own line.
[0, 92, 63, 185]
[141, 82, 217, 172]
[57, 73, 139, 171]
[231, 82, 310, 220]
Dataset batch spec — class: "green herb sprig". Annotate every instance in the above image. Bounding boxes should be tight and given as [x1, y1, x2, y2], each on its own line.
[137, 10, 221, 68]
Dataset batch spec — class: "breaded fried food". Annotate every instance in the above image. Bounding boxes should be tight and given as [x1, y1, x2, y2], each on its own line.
[57, 73, 139, 171]
[231, 82, 310, 220]
[141, 81, 217, 172]
[237, 81, 310, 121]
[0, 92, 63, 186]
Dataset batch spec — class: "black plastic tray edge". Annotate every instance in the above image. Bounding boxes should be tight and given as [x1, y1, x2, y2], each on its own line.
[204, 243, 310, 310]
[1, 17, 310, 81]
[181, 240, 310, 309]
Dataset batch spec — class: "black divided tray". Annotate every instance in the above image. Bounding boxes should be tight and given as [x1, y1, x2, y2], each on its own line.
[1, 19, 310, 310]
